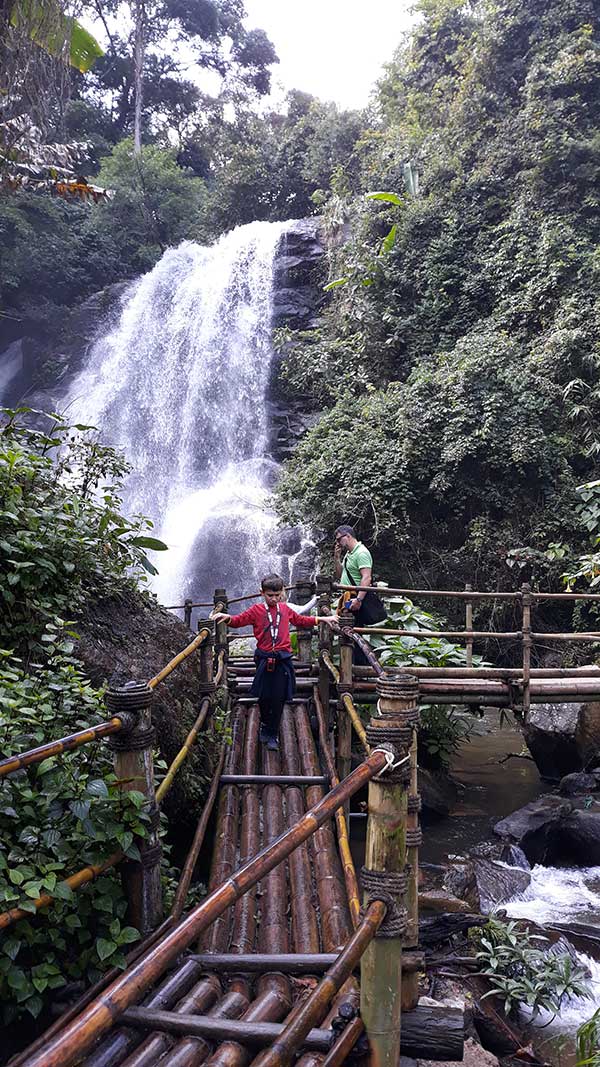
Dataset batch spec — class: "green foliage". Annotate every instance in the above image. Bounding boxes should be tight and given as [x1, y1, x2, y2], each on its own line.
[577, 1007, 600, 1067]
[0, 407, 166, 653]
[367, 597, 485, 769]
[94, 139, 210, 272]
[475, 918, 590, 1021]
[0, 643, 147, 1022]
[275, 0, 600, 598]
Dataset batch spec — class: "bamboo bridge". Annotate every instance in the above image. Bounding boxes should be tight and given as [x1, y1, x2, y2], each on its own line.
[6, 577, 600, 1067]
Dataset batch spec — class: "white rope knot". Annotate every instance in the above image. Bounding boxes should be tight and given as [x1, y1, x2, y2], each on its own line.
[371, 746, 411, 781]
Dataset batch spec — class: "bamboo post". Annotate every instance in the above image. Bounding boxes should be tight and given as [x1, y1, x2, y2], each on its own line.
[402, 681, 422, 1012]
[361, 672, 417, 1067]
[521, 583, 532, 721]
[214, 587, 229, 664]
[296, 580, 314, 665]
[106, 682, 163, 935]
[184, 598, 193, 629]
[337, 610, 354, 821]
[316, 574, 333, 730]
[465, 583, 473, 668]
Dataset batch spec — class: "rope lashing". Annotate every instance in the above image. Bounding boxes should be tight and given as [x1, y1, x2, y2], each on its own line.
[366, 722, 413, 752]
[370, 745, 411, 783]
[360, 867, 408, 938]
[108, 725, 156, 751]
[407, 793, 422, 813]
[405, 828, 423, 848]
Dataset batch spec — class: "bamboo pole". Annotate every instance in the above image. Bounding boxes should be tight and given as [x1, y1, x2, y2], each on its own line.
[334, 583, 521, 600]
[138, 986, 250, 1067]
[361, 673, 417, 1067]
[321, 650, 340, 684]
[110, 974, 226, 1067]
[219, 775, 328, 786]
[296, 581, 314, 665]
[280, 708, 321, 955]
[148, 629, 210, 689]
[351, 665, 600, 678]
[296, 705, 354, 952]
[155, 698, 211, 805]
[521, 583, 532, 720]
[337, 612, 354, 819]
[190, 954, 340, 973]
[121, 1008, 336, 1051]
[313, 687, 361, 929]
[171, 742, 227, 920]
[403, 682, 421, 1012]
[0, 717, 126, 779]
[20, 750, 388, 1067]
[0, 850, 123, 930]
[465, 583, 473, 667]
[108, 683, 162, 935]
[354, 627, 521, 639]
[251, 900, 387, 1067]
[340, 692, 370, 755]
[317, 574, 334, 731]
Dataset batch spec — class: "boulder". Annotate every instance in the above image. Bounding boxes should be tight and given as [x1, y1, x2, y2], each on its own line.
[444, 858, 530, 912]
[419, 768, 458, 820]
[73, 587, 216, 837]
[523, 702, 581, 780]
[523, 701, 600, 780]
[493, 795, 565, 864]
[494, 795, 600, 865]
[418, 1036, 500, 1067]
[559, 771, 599, 796]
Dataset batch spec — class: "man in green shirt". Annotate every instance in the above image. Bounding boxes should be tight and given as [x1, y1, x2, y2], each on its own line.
[333, 525, 385, 663]
[334, 525, 374, 612]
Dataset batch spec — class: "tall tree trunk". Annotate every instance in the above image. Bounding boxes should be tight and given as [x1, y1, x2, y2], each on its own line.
[133, 0, 145, 154]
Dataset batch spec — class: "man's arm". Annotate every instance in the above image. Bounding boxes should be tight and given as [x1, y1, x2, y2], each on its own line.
[348, 565, 373, 613]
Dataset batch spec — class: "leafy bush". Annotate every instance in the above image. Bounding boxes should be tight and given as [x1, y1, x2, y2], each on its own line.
[475, 918, 590, 1021]
[366, 596, 486, 769]
[577, 1007, 600, 1067]
[0, 641, 148, 1023]
[0, 407, 166, 653]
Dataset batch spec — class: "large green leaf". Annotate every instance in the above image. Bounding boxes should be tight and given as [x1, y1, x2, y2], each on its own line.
[11, 1, 104, 73]
[366, 191, 403, 206]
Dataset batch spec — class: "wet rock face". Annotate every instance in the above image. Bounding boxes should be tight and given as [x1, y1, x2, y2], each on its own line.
[271, 219, 327, 331]
[494, 793, 600, 866]
[523, 700, 600, 780]
[444, 858, 530, 912]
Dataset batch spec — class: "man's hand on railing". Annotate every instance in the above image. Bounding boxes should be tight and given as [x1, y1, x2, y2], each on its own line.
[212, 612, 231, 625]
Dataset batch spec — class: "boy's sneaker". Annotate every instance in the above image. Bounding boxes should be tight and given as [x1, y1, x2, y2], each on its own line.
[266, 735, 279, 751]
[259, 724, 270, 744]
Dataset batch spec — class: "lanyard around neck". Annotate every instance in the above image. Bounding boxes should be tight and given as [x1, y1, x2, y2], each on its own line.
[265, 604, 281, 649]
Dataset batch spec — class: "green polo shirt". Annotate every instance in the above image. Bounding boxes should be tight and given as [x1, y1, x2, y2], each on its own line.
[341, 542, 373, 586]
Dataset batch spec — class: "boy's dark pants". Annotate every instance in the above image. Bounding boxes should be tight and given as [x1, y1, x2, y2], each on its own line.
[258, 662, 288, 737]
[251, 650, 296, 738]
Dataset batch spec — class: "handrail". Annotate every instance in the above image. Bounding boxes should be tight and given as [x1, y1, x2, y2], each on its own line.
[0, 717, 125, 779]
[21, 749, 390, 1067]
[0, 850, 123, 930]
[313, 687, 361, 928]
[148, 627, 210, 689]
[340, 693, 370, 755]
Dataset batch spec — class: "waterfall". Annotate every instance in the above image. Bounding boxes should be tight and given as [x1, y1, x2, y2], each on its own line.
[66, 221, 311, 608]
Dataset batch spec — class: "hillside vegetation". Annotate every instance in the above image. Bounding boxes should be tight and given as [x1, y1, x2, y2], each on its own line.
[275, 0, 600, 597]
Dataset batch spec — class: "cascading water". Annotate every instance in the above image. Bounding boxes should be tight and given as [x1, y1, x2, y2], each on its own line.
[66, 221, 312, 607]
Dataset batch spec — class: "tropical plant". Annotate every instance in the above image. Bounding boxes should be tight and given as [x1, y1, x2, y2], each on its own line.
[475, 919, 590, 1022]
[577, 1007, 600, 1067]
[366, 597, 486, 769]
[0, 407, 167, 653]
[0, 638, 148, 1022]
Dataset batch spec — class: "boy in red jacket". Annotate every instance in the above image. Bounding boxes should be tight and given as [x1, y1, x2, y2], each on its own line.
[213, 573, 337, 750]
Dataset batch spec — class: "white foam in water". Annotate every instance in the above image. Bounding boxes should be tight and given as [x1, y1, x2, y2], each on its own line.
[64, 221, 303, 603]
[503, 865, 600, 1030]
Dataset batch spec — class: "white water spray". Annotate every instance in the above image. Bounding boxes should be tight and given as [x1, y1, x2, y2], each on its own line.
[66, 221, 305, 605]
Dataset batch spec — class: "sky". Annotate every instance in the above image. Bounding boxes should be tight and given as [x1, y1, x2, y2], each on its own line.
[243, 1, 417, 110]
